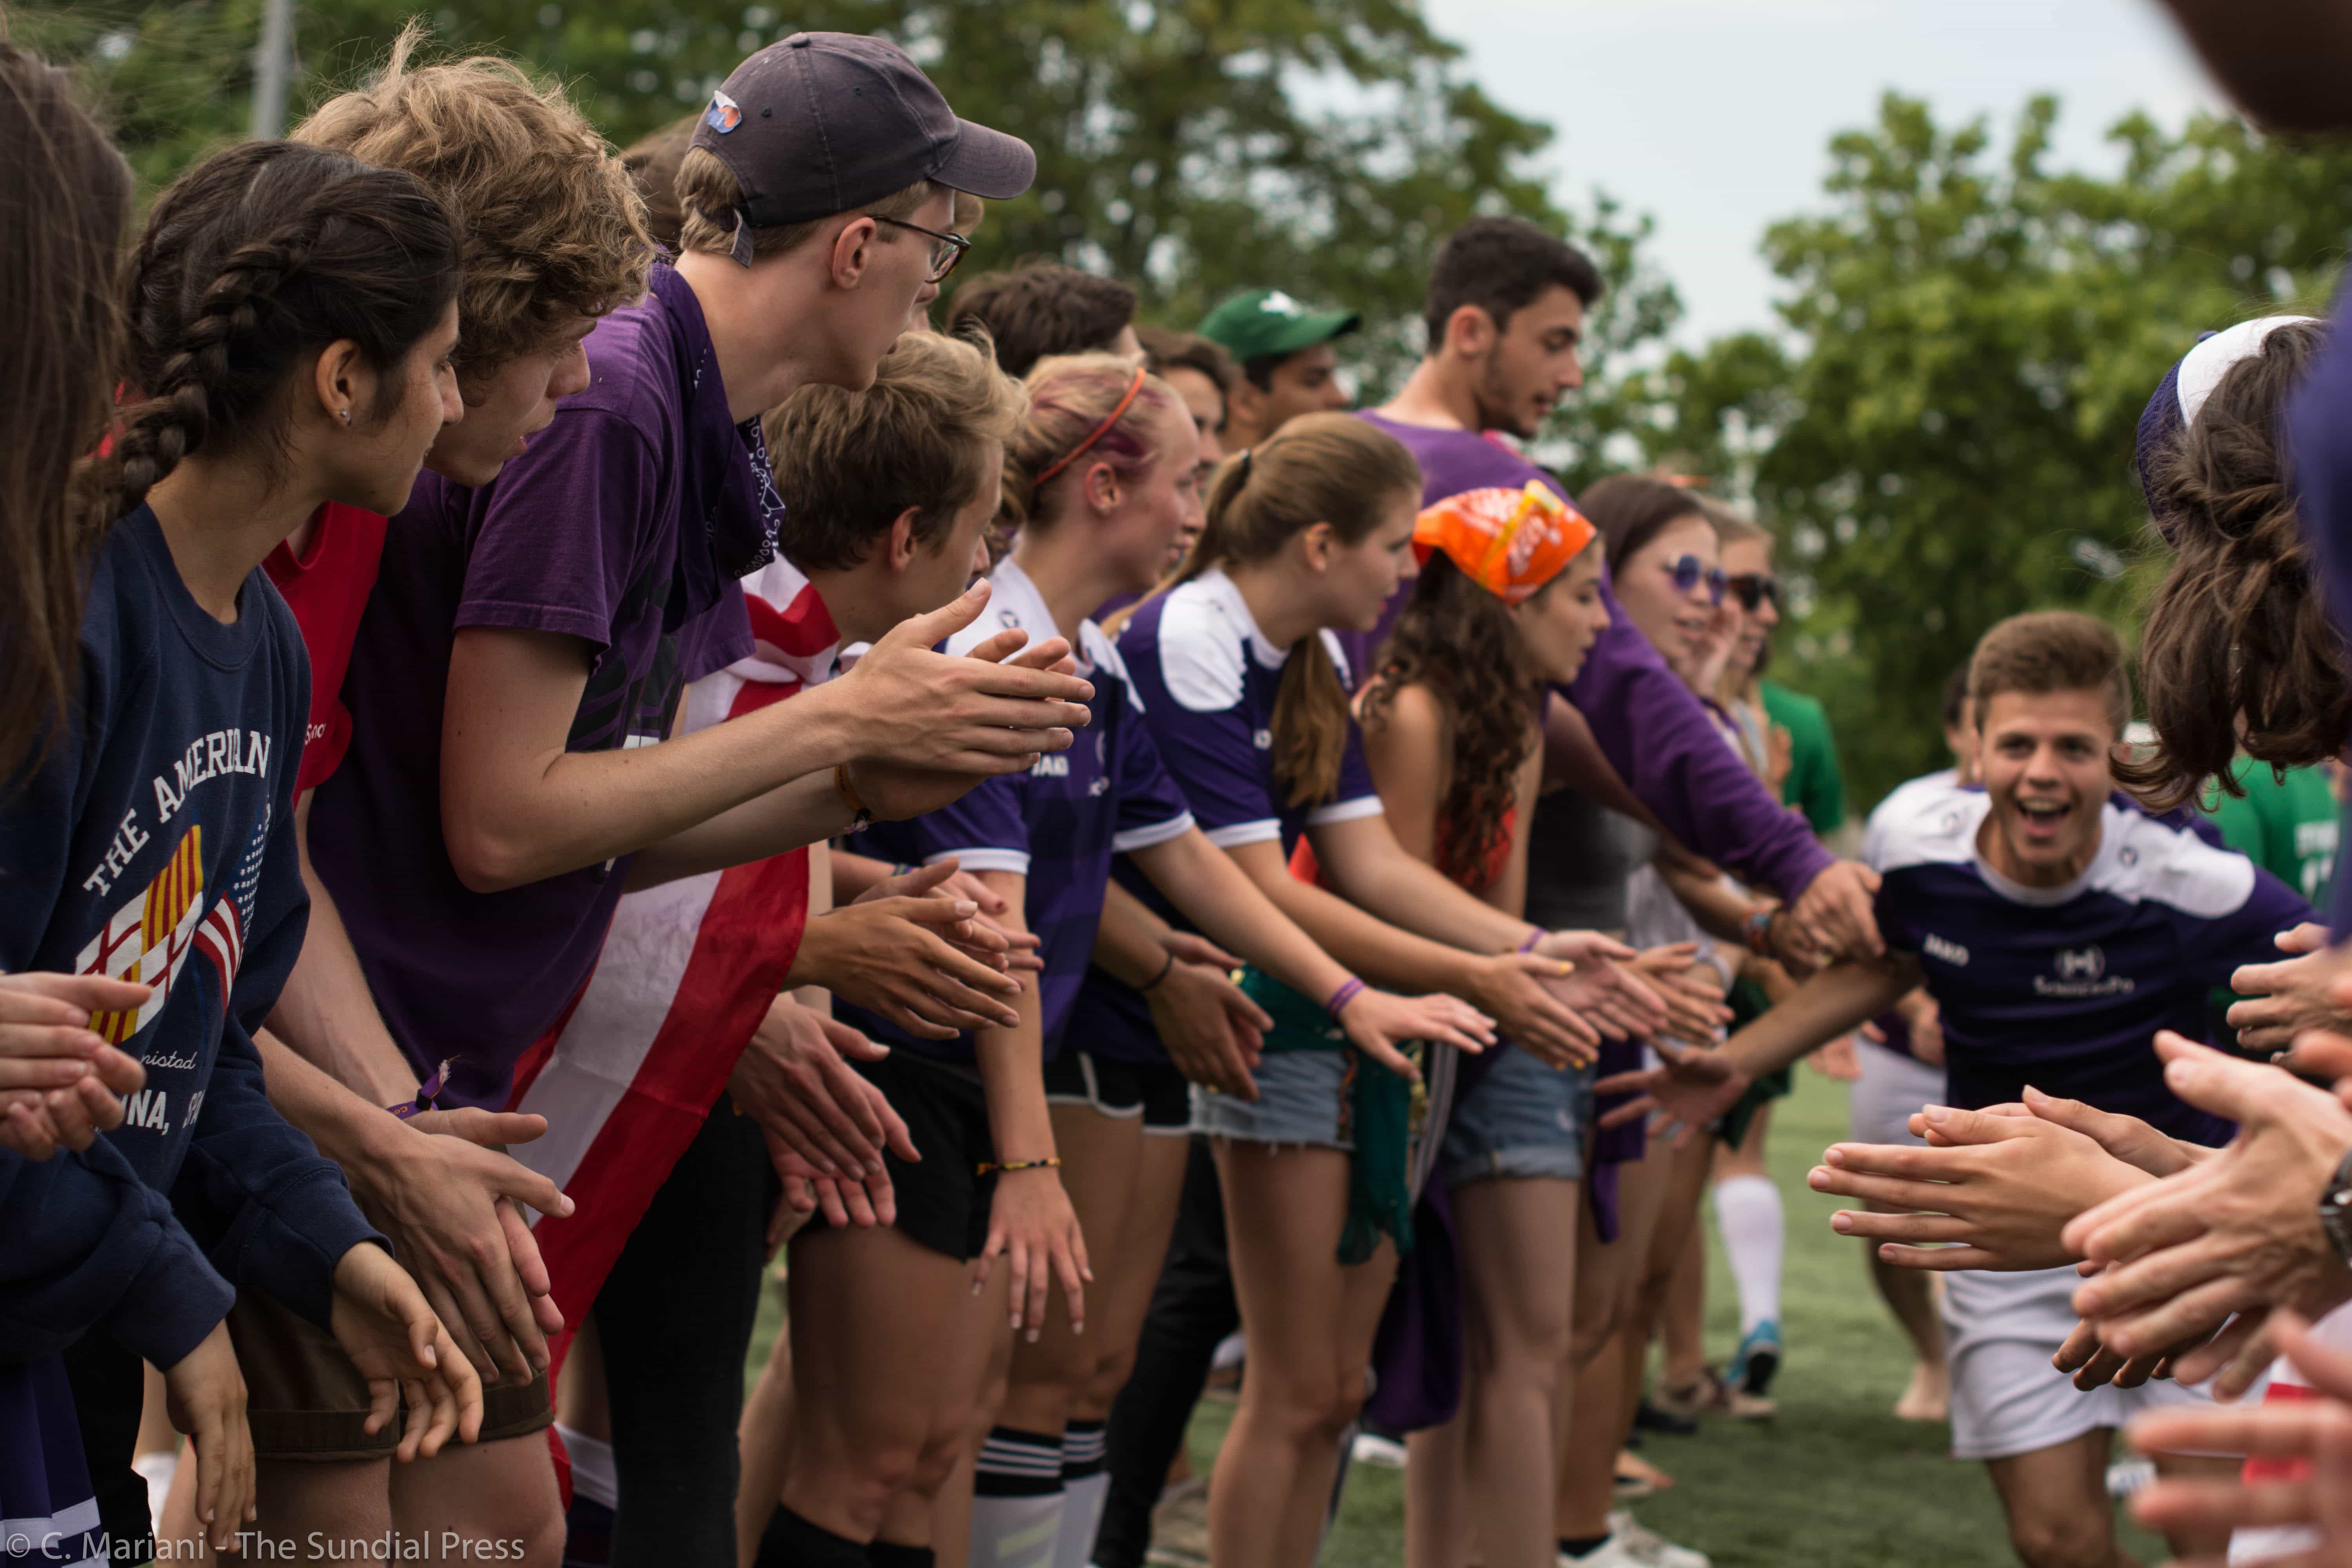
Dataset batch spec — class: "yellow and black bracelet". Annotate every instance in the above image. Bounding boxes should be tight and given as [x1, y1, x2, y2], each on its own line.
[977, 1156, 1063, 1176]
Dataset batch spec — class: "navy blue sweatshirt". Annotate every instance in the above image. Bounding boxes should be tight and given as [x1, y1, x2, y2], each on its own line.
[0, 507, 382, 1370]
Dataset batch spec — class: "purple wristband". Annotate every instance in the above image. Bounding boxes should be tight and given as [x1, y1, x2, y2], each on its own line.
[388, 1059, 451, 1120]
[1517, 928, 1543, 954]
[1325, 976, 1367, 1021]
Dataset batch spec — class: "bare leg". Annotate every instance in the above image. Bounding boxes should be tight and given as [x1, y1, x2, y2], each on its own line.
[738, 1314, 793, 1568]
[1862, 1198, 1950, 1421]
[1000, 1103, 1148, 1437]
[1207, 1141, 1397, 1568]
[390, 1434, 568, 1568]
[780, 1220, 1005, 1544]
[1657, 1221, 1707, 1392]
[1450, 1178, 1581, 1568]
[159, 1455, 393, 1563]
[1073, 1132, 1191, 1425]
[1553, 1148, 1674, 1544]
[1985, 1431, 2135, 1568]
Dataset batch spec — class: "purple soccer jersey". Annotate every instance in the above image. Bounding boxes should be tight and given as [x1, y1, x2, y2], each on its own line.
[1867, 777, 2311, 1143]
[1064, 568, 1387, 1063]
[845, 560, 1194, 1063]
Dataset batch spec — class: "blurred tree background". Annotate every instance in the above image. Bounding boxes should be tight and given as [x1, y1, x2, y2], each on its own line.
[20, 0, 2352, 809]
[1624, 94, 2352, 805]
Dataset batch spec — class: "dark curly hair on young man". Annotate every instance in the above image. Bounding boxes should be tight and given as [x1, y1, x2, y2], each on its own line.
[1361, 553, 1544, 889]
[2119, 318, 2351, 810]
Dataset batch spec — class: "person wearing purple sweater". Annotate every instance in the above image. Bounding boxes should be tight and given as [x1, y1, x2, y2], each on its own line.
[1352, 218, 1883, 966]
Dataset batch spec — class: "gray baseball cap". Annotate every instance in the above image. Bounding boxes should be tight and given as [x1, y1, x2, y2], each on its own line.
[690, 32, 1035, 262]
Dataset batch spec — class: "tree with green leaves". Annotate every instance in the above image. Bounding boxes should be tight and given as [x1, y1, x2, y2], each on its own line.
[1641, 93, 2352, 808]
[23, 0, 1675, 405]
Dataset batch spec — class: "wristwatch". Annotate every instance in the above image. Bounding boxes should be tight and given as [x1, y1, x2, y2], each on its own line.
[2320, 1144, 2352, 1269]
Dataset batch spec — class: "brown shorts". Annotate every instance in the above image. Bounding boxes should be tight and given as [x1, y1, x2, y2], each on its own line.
[227, 1285, 554, 1460]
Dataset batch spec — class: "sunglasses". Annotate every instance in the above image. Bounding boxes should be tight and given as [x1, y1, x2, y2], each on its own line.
[874, 214, 972, 283]
[1665, 554, 1728, 606]
[1727, 572, 1780, 612]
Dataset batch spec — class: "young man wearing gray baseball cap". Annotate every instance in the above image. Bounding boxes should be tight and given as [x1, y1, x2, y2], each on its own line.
[315, 31, 1088, 1568]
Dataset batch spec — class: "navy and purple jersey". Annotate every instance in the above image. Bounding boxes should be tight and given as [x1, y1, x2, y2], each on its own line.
[1065, 568, 1385, 1062]
[1867, 778, 2311, 1144]
[842, 560, 1194, 1065]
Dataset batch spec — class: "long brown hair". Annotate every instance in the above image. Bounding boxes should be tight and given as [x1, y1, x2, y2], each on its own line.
[0, 42, 131, 786]
[2117, 319, 2348, 809]
[1169, 412, 1421, 806]
[115, 141, 462, 516]
[1362, 553, 1540, 887]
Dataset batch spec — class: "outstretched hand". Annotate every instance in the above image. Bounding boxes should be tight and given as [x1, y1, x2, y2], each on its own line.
[1594, 1038, 1746, 1145]
[2061, 1032, 2352, 1394]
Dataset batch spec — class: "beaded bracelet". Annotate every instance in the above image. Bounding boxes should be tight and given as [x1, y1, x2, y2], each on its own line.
[978, 1156, 1063, 1176]
[1741, 903, 1778, 956]
[1324, 975, 1367, 1020]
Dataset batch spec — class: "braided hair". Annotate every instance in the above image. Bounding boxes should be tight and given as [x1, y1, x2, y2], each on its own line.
[115, 140, 461, 515]
[2117, 319, 2348, 809]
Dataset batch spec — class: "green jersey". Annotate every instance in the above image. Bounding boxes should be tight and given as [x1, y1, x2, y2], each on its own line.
[2209, 761, 2339, 907]
[1760, 679, 1845, 836]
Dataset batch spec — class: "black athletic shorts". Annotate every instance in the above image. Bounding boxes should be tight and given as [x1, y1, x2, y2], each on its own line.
[1043, 1051, 1190, 1133]
[803, 1049, 998, 1262]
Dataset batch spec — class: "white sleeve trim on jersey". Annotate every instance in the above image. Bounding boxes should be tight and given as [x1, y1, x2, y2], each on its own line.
[1304, 795, 1387, 828]
[1203, 818, 1283, 848]
[1112, 812, 1198, 854]
[924, 848, 1031, 877]
[1156, 584, 1252, 713]
[1860, 778, 1984, 874]
[2118, 811, 2259, 918]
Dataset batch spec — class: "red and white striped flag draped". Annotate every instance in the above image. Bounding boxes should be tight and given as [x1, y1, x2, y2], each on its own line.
[507, 556, 841, 1369]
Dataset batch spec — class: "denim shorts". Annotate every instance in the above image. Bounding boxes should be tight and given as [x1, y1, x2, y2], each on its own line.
[1438, 1042, 1593, 1185]
[1191, 1049, 1353, 1150]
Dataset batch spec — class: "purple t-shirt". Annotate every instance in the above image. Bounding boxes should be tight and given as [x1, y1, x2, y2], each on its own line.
[1351, 412, 1832, 907]
[311, 266, 765, 1110]
[847, 561, 1195, 1065]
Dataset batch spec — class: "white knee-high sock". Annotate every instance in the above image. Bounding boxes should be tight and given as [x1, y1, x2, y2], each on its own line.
[971, 1426, 1065, 1568]
[1052, 1419, 1108, 1568]
[1714, 1173, 1784, 1334]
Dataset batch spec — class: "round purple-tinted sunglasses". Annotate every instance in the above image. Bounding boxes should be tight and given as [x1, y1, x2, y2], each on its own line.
[1665, 554, 1728, 605]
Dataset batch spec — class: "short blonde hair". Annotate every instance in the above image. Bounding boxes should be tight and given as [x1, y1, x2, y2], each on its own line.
[766, 329, 1025, 569]
[673, 146, 937, 261]
[294, 25, 650, 384]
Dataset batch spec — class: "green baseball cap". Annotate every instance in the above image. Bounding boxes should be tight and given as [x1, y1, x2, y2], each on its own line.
[1197, 288, 1361, 363]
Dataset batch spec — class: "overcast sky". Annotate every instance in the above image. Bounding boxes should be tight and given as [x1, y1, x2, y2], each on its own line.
[1418, 0, 2234, 346]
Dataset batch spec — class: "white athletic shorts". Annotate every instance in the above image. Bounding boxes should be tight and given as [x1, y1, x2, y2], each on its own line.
[1944, 1265, 2258, 1462]
[1847, 1038, 1944, 1148]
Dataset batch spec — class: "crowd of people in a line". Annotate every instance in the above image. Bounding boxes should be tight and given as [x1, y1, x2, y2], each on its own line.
[16, 4, 2352, 1568]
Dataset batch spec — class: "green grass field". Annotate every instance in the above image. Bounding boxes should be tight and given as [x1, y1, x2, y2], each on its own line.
[743, 1068, 2172, 1566]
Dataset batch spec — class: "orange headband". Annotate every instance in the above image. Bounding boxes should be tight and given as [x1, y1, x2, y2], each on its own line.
[1035, 365, 1150, 486]
[1412, 481, 1597, 605]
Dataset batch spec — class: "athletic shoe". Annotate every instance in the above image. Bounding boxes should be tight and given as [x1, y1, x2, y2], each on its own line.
[1729, 1319, 1782, 1397]
[1633, 1398, 1699, 1437]
[1559, 1515, 1710, 1568]
[1350, 1430, 1407, 1468]
[1607, 1510, 1711, 1568]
